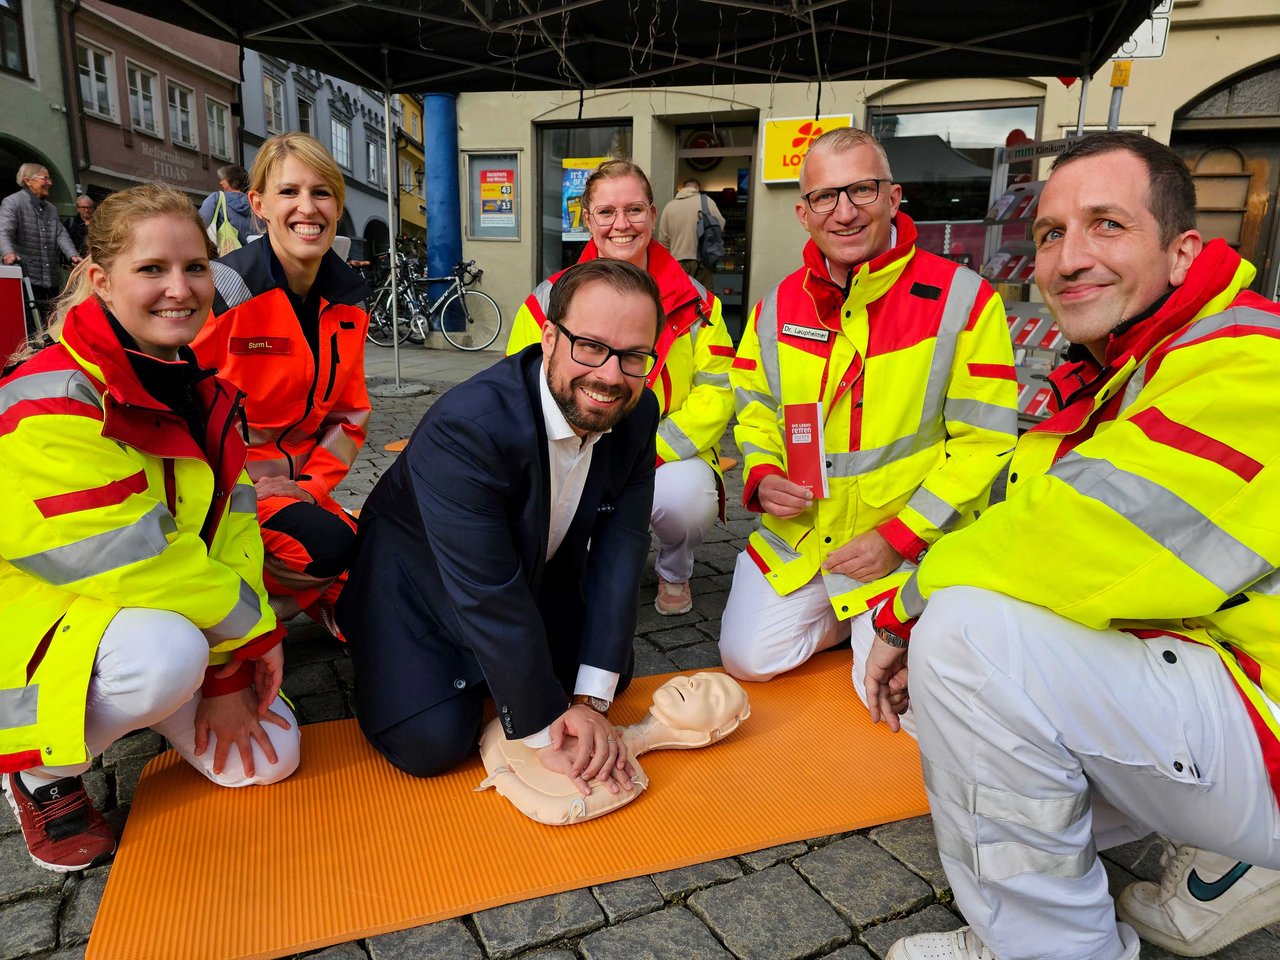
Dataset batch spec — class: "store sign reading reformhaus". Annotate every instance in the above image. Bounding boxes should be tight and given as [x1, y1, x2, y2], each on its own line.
[139, 141, 196, 183]
[760, 115, 853, 184]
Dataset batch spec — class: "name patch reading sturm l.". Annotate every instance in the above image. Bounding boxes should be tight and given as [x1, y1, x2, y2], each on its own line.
[781, 323, 831, 343]
[229, 337, 291, 355]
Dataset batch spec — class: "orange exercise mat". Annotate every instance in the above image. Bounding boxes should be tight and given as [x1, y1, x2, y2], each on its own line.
[88, 652, 927, 960]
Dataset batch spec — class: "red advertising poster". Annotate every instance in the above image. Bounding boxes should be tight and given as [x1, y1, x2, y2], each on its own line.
[479, 168, 516, 228]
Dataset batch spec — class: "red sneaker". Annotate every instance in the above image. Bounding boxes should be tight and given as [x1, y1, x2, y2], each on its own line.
[3, 772, 116, 872]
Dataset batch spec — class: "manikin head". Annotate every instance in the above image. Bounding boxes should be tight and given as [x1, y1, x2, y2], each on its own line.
[648, 672, 751, 746]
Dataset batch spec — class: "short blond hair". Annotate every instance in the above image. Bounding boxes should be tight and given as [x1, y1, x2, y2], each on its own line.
[249, 132, 345, 212]
[799, 128, 893, 187]
[16, 163, 48, 187]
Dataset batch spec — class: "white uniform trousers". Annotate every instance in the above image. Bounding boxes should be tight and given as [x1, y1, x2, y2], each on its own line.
[651, 457, 719, 583]
[908, 586, 1280, 960]
[719, 552, 876, 681]
[38, 608, 300, 788]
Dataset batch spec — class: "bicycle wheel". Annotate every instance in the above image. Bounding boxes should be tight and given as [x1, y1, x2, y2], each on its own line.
[439, 289, 502, 351]
[365, 284, 413, 346]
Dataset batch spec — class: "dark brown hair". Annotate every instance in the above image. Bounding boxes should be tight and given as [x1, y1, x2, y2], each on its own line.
[546, 259, 664, 344]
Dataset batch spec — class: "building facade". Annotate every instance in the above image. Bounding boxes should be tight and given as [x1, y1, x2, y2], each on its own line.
[396, 93, 427, 246]
[238, 49, 396, 260]
[63, 1, 240, 205]
[1, 0, 77, 212]
[450, 0, 1280, 339]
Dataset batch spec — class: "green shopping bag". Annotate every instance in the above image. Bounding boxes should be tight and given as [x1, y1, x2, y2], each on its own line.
[207, 191, 242, 256]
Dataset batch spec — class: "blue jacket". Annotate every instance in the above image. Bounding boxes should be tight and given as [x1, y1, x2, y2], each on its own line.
[337, 346, 659, 739]
[198, 190, 260, 242]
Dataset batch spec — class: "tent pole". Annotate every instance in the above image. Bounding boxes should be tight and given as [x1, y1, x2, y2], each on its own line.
[1075, 74, 1090, 136]
[384, 86, 401, 390]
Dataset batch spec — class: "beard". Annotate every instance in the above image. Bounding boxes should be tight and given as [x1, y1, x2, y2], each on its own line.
[547, 352, 639, 434]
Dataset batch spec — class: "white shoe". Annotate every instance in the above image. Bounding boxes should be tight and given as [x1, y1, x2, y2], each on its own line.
[886, 923, 1139, 959]
[1117, 839, 1280, 956]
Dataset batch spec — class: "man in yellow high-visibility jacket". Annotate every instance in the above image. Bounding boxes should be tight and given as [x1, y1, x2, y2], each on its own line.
[720, 128, 1018, 681]
[873, 133, 1280, 960]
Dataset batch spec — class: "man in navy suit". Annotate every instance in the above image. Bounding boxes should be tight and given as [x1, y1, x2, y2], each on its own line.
[338, 259, 662, 795]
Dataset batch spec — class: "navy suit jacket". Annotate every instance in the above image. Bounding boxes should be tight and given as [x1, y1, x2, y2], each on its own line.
[338, 346, 658, 739]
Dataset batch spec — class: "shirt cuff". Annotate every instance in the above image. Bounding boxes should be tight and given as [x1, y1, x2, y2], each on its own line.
[522, 727, 553, 748]
[574, 665, 620, 702]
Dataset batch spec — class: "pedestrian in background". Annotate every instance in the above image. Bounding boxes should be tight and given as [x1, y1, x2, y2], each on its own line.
[658, 176, 724, 288]
[65, 195, 95, 258]
[198, 164, 261, 247]
[0, 163, 82, 319]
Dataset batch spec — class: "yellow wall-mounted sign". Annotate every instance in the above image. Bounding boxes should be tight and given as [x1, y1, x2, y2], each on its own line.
[760, 115, 854, 184]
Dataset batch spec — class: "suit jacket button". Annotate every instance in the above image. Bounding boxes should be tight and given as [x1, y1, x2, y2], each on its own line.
[501, 705, 510, 713]
[453, 678, 466, 689]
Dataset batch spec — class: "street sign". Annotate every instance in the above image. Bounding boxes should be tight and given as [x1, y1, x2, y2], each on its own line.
[1111, 14, 1170, 60]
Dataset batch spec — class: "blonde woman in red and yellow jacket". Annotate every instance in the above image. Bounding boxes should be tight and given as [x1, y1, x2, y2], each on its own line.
[506, 160, 735, 616]
[193, 134, 370, 637]
[0, 185, 298, 875]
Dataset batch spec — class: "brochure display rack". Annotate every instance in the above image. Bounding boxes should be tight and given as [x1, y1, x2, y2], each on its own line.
[1005, 300, 1069, 426]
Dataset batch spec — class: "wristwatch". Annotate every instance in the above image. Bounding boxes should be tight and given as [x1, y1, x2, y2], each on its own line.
[874, 625, 909, 649]
[571, 694, 611, 714]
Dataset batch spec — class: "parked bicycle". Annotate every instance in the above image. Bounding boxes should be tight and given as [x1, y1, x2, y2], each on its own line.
[365, 258, 502, 352]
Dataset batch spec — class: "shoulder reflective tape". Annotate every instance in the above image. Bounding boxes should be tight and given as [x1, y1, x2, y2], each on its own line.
[905, 486, 961, 532]
[11, 502, 177, 585]
[229, 483, 257, 514]
[1169, 306, 1280, 351]
[0, 369, 100, 417]
[943, 397, 1018, 436]
[934, 822, 1097, 882]
[203, 577, 264, 645]
[917, 270, 982, 428]
[756, 287, 783, 399]
[0, 685, 38, 731]
[735, 386, 779, 414]
[532, 279, 553, 317]
[1051, 452, 1272, 594]
[656, 418, 700, 460]
[1249, 568, 1280, 596]
[211, 261, 254, 312]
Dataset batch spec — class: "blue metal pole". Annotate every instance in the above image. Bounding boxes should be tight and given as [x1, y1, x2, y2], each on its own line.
[423, 93, 462, 329]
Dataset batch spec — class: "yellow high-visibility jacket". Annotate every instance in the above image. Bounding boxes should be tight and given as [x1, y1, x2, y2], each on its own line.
[506, 240, 736, 510]
[883, 242, 1280, 799]
[732, 213, 1018, 617]
[0, 298, 279, 773]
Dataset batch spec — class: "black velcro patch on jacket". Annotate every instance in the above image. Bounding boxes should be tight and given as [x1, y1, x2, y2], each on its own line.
[910, 282, 942, 301]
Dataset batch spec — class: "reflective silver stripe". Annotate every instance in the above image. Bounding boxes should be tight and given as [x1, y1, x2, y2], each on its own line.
[318, 426, 360, 466]
[656, 418, 700, 460]
[735, 386, 778, 414]
[694, 371, 730, 388]
[12, 502, 176, 585]
[923, 757, 1090, 834]
[823, 572, 862, 599]
[919, 269, 981, 428]
[689, 276, 709, 302]
[1118, 360, 1149, 416]
[532, 278, 553, 317]
[740, 441, 780, 462]
[229, 483, 256, 514]
[827, 422, 945, 478]
[211, 260, 254, 311]
[203, 577, 263, 645]
[934, 823, 1097, 882]
[1051, 452, 1273, 594]
[900, 572, 925, 618]
[246, 424, 279, 446]
[758, 526, 802, 563]
[1168, 306, 1280, 351]
[905, 486, 960, 532]
[0, 686, 38, 730]
[247, 458, 290, 480]
[1249, 568, 1280, 596]
[943, 397, 1017, 436]
[755, 287, 783, 399]
[0, 369, 100, 418]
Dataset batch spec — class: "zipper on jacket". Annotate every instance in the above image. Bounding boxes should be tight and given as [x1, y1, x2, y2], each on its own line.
[274, 301, 325, 478]
[322, 332, 339, 402]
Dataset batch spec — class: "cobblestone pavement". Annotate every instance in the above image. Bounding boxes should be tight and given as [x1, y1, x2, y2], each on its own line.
[6, 347, 1280, 959]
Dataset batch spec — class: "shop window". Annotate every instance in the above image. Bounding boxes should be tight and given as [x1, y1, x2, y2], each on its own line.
[536, 122, 632, 276]
[868, 101, 1040, 261]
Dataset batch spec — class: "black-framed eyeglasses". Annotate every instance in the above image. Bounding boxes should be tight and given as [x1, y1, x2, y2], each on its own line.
[552, 321, 657, 378]
[588, 203, 651, 227]
[801, 178, 890, 214]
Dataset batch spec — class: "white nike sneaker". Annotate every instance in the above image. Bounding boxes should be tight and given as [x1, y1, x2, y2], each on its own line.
[1117, 839, 1280, 956]
[886, 923, 1139, 959]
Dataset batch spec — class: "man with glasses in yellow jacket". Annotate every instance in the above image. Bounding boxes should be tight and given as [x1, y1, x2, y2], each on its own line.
[869, 132, 1280, 960]
[720, 127, 1018, 682]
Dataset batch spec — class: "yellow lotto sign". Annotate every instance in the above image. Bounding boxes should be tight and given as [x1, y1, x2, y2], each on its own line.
[760, 115, 854, 183]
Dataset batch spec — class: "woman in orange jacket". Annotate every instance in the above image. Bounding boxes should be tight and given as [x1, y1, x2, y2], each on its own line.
[193, 133, 370, 637]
